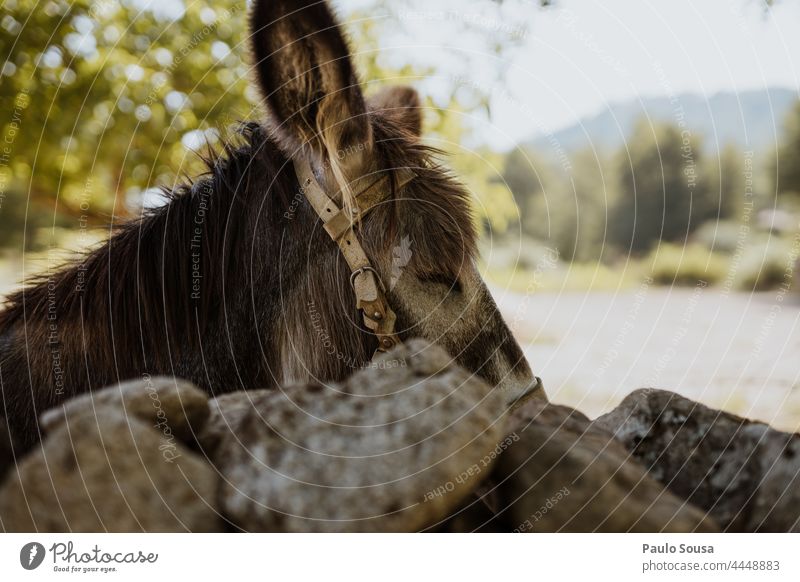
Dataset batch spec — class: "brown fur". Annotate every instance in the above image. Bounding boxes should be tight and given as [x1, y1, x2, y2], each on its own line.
[368, 86, 423, 137]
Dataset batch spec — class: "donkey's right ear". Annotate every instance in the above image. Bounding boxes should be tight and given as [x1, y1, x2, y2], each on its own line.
[249, 0, 372, 173]
[367, 85, 423, 138]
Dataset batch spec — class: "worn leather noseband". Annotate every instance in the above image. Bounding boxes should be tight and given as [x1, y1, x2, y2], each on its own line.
[293, 158, 415, 356]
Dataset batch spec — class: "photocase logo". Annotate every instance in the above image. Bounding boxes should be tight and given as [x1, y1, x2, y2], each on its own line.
[19, 542, 46, 570]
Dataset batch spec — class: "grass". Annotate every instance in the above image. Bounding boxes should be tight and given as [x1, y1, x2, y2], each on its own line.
[485, 236, 798, 293]
[645, 243, 729, 287]
[484, 259, 644, 293]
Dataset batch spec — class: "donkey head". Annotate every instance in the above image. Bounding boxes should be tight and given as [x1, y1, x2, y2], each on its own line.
[250, 0, 540, 404]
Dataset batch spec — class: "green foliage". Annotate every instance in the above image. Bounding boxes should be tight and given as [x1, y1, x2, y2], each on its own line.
[646, 243, 729, 287]
[502, 118, 755, 264]
[610, 119, 714, 253]
[776, 100, 800, 198]
[0, 190, 49, 250]
[692, 219, 746, 254]
[0, 0, 255, 225]
[735, 238, 795, 291]
[706, 143, 747, 221]
[501, 147, 616, 262]
[558, 148, 615, 262]
[502, 148, 543, 225]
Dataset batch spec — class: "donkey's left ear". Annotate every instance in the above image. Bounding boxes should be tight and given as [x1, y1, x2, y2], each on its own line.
[250, 0, 372, 178]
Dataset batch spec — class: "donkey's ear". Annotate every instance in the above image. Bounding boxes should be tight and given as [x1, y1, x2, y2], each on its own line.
[367, 85, 422, 138]
[250, 0, 372, 178]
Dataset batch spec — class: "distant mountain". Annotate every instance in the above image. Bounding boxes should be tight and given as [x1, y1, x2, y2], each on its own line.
[532, 88, 798, 154]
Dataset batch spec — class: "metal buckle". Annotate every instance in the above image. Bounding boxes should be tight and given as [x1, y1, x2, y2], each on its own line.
[349, 266, 386, 292]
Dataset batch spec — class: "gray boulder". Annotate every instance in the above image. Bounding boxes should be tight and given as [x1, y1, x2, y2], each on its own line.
[0, 409, 221, 532]
[200, 339, 507, 532]
[40, 376, 210, 445]
[594, 388, 800, 532]
[491, 398, 718, 532]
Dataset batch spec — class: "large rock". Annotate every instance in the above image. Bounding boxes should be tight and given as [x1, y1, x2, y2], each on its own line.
[0, 409, 221, 532]
[489, 399, 718, 532]
[594, 388, 800, 532]
[40, 375, 210, 444]
[200, 339, 507, 532]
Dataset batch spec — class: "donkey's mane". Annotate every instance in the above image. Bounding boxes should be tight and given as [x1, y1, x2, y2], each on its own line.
[0, 115, 474, 367]
[0, 123, 278, 359]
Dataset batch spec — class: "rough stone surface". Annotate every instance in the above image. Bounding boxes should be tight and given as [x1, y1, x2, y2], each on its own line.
[40, 376, 210, 444]
[0, 409, 221, 532]
[200, 339, 507, 532]
[488, 398, 718, 532]
[6, 357, 795, 533]
[433, 479, 508, 532]
[594, 388, 800, 532]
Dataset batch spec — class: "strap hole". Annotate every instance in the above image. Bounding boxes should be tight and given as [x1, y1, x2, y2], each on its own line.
[346, 240, 351, 245]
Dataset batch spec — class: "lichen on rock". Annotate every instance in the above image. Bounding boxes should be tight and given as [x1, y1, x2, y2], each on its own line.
[200, 339, 508, 532]
[594, 388, 800, 532]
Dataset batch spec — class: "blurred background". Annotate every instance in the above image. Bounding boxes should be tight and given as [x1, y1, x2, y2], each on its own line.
[1, 0, 799, 430]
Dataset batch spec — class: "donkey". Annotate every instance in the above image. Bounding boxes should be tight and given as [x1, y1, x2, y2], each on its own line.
[0, 0, 540, 453]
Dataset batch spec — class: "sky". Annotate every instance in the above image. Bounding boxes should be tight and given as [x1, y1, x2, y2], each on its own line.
[341, 0, 800, 149]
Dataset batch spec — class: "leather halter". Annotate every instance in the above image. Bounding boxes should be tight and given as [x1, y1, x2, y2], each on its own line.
[293, 157, 415, 356]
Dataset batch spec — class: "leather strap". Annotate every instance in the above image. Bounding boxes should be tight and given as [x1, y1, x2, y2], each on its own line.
[293, 158, 415, 355]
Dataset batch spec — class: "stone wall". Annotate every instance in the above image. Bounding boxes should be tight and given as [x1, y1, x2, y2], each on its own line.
[1, 340, 797, 532]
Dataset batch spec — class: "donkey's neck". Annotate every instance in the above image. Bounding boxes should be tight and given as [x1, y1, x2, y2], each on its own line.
[0, 125, 360, 414]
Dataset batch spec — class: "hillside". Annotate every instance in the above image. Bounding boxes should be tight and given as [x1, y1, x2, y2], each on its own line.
[533, 88, 797, 153]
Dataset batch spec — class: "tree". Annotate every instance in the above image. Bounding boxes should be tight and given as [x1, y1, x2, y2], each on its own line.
[610, 118, 711, 254]
[560, 148, 616, 262]
[703, 142, 745, 221]
[1, 0, 257, 230]
[775, 100, 800, 198]
[502, 147, 545, 230]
